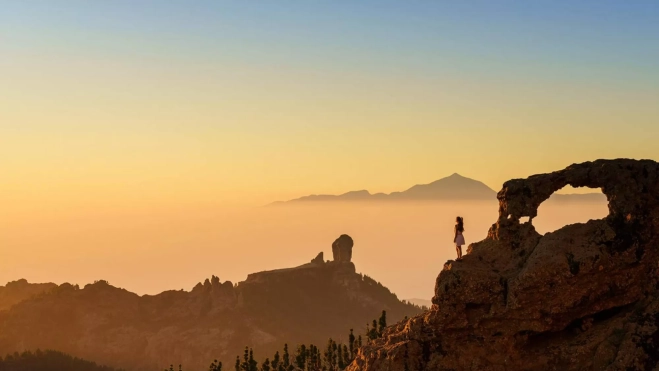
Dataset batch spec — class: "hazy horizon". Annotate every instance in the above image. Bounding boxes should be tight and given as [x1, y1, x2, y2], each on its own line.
[1, 197, 609, 300]
[1, 0, 656, 309]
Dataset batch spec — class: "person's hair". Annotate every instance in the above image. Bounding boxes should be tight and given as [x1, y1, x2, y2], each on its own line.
[456, 216, 464, 232]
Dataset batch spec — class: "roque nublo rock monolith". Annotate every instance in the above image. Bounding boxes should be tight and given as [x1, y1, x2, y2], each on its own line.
[348, 159, 659, 371]
[333, 234, 354, 263]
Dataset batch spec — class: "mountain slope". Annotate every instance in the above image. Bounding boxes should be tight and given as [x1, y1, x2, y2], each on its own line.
[405, 298, 432, 309]
[0, 350, 121, 371]
[0, 279, 57, 311]
[0, 240, 421, 371]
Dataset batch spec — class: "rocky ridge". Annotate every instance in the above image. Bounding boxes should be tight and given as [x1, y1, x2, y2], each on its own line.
[0, 279, 57, 311]
[348, 159, 659, 371]
[0, 236, 421, 371]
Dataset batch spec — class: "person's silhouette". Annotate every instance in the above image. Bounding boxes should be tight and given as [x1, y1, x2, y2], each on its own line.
[454, 216, 465, 259]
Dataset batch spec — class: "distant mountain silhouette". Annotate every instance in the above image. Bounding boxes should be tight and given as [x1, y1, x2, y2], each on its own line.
[272, 173, 606, 205]
[272, 173, 497, 204]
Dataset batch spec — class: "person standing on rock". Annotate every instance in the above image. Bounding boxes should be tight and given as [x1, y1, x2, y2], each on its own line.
[454, 216, 465, 259]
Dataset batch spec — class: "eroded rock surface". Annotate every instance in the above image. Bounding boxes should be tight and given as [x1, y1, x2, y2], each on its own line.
[333, 234, 354, 263]
[348, 159, 659, 371]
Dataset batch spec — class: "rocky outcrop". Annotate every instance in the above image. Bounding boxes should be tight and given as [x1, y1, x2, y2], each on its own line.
[0, 237, 420, 371]
[311, 251, 325, 264]
[348, 159, 659, 371]
[332, 234, 354, 262]
[0, 279, 57, 311]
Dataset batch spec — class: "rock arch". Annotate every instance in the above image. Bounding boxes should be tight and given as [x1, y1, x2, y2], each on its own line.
[489, 159, 659, 241]
[347, 159, 659, 371]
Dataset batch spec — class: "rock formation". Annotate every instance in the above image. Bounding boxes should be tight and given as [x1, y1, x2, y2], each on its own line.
[332, 234, 354, 262]
[0, 236, 420, 371]
[348, 159, 659, 371]
[311, 251, 324, 264]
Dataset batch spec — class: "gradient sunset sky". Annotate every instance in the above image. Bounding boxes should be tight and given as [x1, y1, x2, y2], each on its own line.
[3, 1, 658, 210]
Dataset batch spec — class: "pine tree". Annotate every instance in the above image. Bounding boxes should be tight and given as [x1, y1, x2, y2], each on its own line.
[295, 344, 307, 369]
[331, 340, 338, 369]
[282, 344, 291, 370]
[235, 356, 240, 371]
[209, 359, 223, 371]
[337, 345, 344, 370]
[249, 349, 258, 371]
[323, 339, 333, 370]
[342, 345, 350, 367]
[378, 310, 387, 335]
[348, 329, 355, 359]
[261, 358, 271, 371]
[241, 347, 250, 371]
[358, 335, 362, 348]
[367, 319, 379, 340]
[308, 344, 319, 371]
[271, 351, 280, 370]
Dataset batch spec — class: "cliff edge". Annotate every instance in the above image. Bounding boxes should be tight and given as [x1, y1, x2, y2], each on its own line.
[348, 159, 659, 371]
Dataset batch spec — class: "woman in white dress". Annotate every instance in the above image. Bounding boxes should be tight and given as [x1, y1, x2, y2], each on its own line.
[454, 216, 465, 259]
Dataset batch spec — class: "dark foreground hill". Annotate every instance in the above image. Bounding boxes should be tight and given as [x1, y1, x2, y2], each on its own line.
[348, 159, 659, 371]
[0, 236, 420, 371]
[0, 350, 121, 371]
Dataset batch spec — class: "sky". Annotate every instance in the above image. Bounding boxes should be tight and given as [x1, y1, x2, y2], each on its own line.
[1, 1, 658, 296]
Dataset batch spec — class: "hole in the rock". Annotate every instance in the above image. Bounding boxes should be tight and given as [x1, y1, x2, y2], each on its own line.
[534, 186, 608, 234]
[519, 216, 530, 224]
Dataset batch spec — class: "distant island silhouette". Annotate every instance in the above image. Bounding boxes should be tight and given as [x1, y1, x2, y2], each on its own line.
[271, 173, 606, 205]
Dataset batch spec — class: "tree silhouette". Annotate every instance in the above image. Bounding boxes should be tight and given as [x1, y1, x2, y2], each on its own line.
[209, 359, 223, 371]
[249, 349, 258, 371]
[164, 307, 395, 371]
[378, 311, 387, 335]
[282, 344, 291, 370]
[348, 329, 355, 359]
[271, 351, 280, 370]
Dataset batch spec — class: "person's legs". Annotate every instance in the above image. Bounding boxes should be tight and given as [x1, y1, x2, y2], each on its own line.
[456, 244, 462, 259]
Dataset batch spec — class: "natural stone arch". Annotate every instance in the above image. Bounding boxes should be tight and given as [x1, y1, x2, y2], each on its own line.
[347, 159, 659, 371]
[489, 159, 659, 241]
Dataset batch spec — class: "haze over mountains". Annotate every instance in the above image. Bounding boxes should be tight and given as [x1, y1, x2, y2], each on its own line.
[272, 173, 606, 204]
[0, 239, 421, 371]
